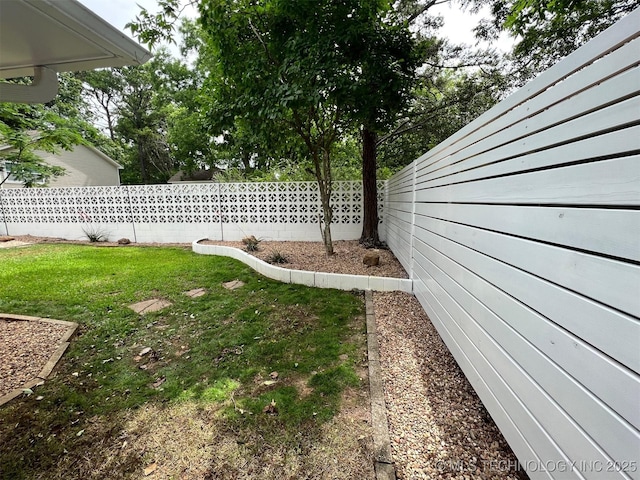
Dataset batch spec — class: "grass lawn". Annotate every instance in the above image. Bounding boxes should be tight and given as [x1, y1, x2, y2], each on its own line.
[0, 244, 372, 479]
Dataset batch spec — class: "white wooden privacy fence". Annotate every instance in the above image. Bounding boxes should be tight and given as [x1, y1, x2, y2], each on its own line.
[384, 9, 640, 480]
[0, 181, 384, 243]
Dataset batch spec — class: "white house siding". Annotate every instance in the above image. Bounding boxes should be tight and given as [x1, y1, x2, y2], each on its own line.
[0, 144, 121, 188]
[43, 145, 121, 187]
[384, 9, 639, 480]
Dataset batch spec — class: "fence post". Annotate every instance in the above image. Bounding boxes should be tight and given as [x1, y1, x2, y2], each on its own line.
[124, 185, 138, 243]
[216, 181, 223, 241]
[0, 188, 8, 236]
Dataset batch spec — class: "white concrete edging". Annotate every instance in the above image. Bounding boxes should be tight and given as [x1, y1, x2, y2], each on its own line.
[192, 239, 413, 293]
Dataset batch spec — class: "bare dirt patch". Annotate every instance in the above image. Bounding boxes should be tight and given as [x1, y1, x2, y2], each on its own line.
[0, 239, 30, 248]
[97, 396, 375, 480]
[6, 234, 191, 249]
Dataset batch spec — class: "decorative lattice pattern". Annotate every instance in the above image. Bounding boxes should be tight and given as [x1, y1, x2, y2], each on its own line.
[0, 181, 385, 225]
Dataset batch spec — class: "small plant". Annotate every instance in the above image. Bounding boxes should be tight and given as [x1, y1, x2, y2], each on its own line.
[266, 250, 289, 264]
[82, 224, 109, 242]
[79, 211, 109, 243]
[242, 235, 261, 252]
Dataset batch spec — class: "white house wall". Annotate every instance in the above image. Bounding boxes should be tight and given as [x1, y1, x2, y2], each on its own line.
[384, 9, 640, 480]
[43, 145, 121, 187]
[0, 144, 121, 188]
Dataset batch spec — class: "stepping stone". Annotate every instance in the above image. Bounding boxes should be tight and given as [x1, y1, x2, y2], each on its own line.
[223, 280, 245, 290]
[184, 288, 206, 298]
[128, 298, 172, 314]
[183, 288, 206, 298]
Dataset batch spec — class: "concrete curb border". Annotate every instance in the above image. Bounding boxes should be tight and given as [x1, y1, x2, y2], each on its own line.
[0, 314, 78, 407]
[365, 290, 396, 480]
[192, 239, 413, 293]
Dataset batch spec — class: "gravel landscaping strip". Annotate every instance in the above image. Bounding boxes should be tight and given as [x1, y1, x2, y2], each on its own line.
[374, 292, 528, 480]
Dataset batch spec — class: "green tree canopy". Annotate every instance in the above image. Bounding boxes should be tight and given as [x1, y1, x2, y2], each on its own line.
[194, 0, 418, 253]
[473, 0, 636, 77]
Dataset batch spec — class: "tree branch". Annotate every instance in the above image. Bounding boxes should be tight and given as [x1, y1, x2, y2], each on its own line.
[247, 18, 275, 65]
[406, 0, 441, 25]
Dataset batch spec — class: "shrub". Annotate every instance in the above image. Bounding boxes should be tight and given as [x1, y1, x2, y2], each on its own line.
[266, 250, 289, 264]
[242, 235, 261, 252]
[82, 224, 109, 242]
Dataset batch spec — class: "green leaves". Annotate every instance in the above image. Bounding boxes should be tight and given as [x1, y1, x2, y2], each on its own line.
[126, 0, 183, 49]
[0, 102, 88, 187]
[474, 0, 636, 75]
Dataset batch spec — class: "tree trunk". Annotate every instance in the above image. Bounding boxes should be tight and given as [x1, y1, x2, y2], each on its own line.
[319, 182, 334, 255]
[241, 151, 252, 171]
[360, 126, 380, 247]
[312, 146, 334, 256]
[318, 147, 334, 255]
[138, 137, 149, 184]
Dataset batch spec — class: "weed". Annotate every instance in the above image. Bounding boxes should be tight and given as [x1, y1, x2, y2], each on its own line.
[81, 224, 109, 242]
[79, 211, 110, 242]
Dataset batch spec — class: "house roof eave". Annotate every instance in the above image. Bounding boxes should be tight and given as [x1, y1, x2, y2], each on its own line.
[0, 0, 151, 103]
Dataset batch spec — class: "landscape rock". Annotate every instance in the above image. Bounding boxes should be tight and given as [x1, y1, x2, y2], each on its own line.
[128, 299, 172, 314]
[183, 288, 206, 298]
[0, 236, 15, 242]
[117, 238, 131, 245]
[363, 252, 380, 266]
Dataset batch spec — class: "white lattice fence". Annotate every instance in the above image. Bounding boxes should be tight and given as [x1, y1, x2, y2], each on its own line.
[0, 181, 385, 243]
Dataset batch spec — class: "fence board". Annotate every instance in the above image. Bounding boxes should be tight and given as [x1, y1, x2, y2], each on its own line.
[416, 67, 640, 180]
[415, 156, 640, 206]
[414, 215, 640, 338]
[417, 124, 640, 190]
[385, 201, 412, 220]
[415, 203, 640, 262]
[415, 95, 640, 187]
[383, 215, 412, 272]
[418, 68, 640, 182]
[412, 221, 640, 380]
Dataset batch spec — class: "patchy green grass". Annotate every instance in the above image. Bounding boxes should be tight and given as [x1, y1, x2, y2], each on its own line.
[0, 244, 372, 479]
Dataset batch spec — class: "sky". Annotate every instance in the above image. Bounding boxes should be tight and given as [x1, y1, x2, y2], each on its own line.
[77, 0, 512, 53]
[77, 0, 186, 36]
